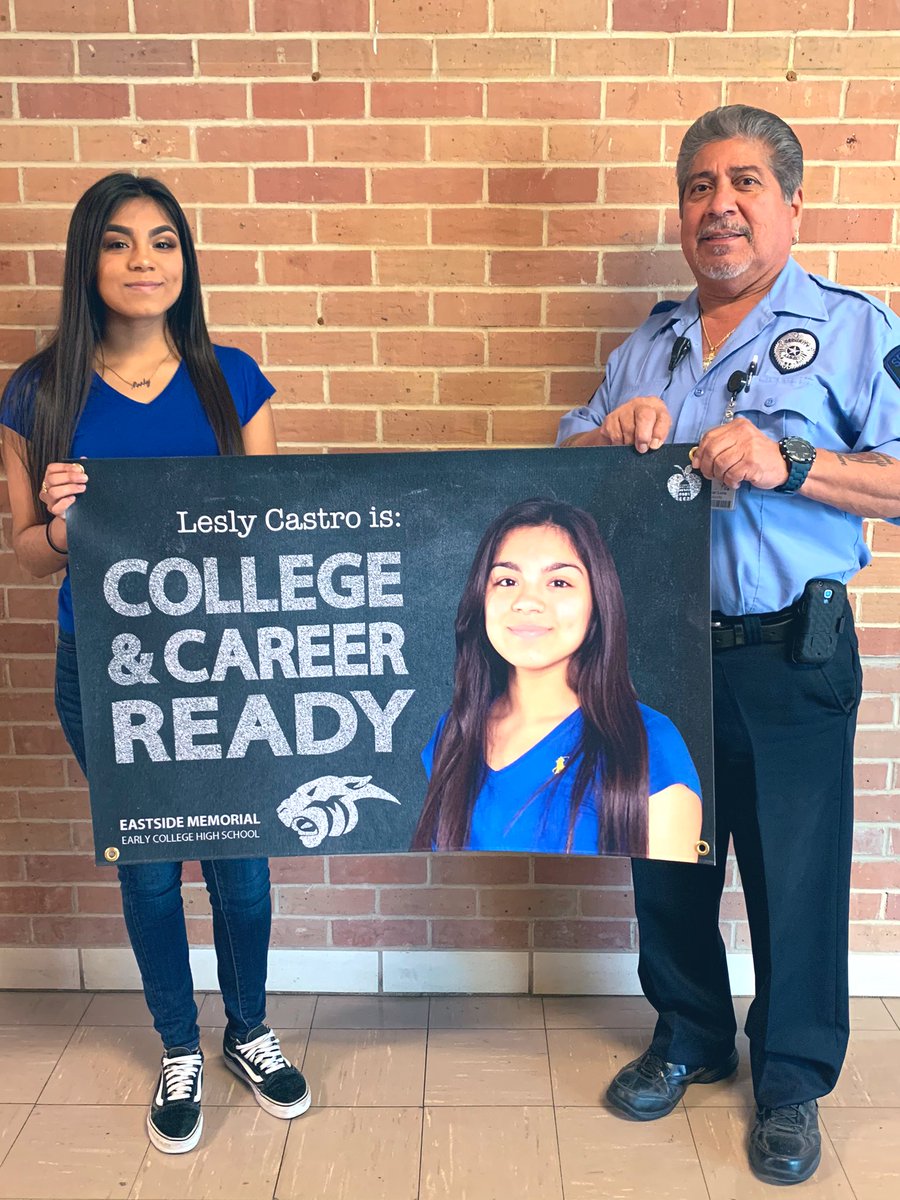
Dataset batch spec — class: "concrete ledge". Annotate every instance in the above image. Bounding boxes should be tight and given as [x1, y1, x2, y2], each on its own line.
[1, 948, 898, 996]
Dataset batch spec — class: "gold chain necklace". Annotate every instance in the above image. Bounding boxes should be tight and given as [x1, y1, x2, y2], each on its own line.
[99, 350, 173, 390]
[699, 312, 736, 370]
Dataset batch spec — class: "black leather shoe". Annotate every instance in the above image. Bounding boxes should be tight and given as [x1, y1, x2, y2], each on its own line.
[606, 1046, 739, 1119]
[749, 1101, 821, 1186]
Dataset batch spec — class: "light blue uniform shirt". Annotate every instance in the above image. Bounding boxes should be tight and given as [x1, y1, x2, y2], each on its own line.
[557, 259, 900, 614]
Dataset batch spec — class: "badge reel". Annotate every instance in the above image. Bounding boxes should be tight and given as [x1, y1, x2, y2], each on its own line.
[693, 357, 759, 512]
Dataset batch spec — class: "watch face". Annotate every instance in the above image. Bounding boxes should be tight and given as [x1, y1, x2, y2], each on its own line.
[781, 436, 815, 464]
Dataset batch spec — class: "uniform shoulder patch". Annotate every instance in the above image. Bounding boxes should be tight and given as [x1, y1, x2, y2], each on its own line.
[884, 345, 900, 390]
[769, 329, 819, 374]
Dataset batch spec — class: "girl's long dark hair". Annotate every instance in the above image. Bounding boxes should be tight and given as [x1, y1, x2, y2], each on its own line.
[411, 499, 649, 857]
[4, 173, 243, 512]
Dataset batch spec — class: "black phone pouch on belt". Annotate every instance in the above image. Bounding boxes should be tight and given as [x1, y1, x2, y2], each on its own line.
[791, 578, 847, 664]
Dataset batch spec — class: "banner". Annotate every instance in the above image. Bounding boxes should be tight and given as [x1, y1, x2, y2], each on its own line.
[67, 447, 713, 865]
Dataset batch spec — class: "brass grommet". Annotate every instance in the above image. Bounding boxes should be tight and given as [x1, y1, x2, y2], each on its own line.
[104, 846, 120, 863]
[695, 840, 711, 857]
[688, 445, 699, 463]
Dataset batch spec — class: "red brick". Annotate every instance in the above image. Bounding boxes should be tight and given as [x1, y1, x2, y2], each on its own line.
[31, 915, 129, 946]
[377, 0, 487, 34]
[734, 0, 848, 29]
[78, 39, 193, 76]
[197, 38, 312, 77]
[197, 126, 308, 164]
[273, 408, 377, 445]
[606, 81, 722, 120]
[844, 81, 900, 118]
[372, 168, 483, 205]
[316, 38, 432, 77]
[77, 125, 192, 164]
[488, 82, 602, 120]
[16, 1, 128, 32]
[201, 208, 313, 246]
[492, 410, 560, 445]
[378, 331, 484, 367]
[533, 855, 632, 885]
[493, 0, 605, 31]
[613, 0, 727, 31]
[135, 84, 247, 120]
[0, 252, 28, 285]
[555, 37, 669, 75]
[677, 36, 791, 74]
[533, 918, 634, 949]
[800, 124, 897, 164]
[329, 855, 427, 885]
[800, 209, 892, 245]
[264, 251, 371, 286]
[855, 0, 900, 28]
[332, 918, 428, 946]
[134, 0, 249, 32]
[795, 36, 900, 73]
[0, 330, 37, 363]
[856, 629, 900, 656]
[439, 371, 546, 408]
[376, 249, 486, 286]
[313, 125, 425, 164]
[23, 854, 109, 884]
[492, 251, 598, 287]
[480, 888, 577, 918]
[328, 370, 434, 407]
[0, 622, 55, 654]
[19, 84, 128, 120]
[431, 855, 531, 884]
[317, 209, 428, 246]
[194, 250, 259, 286]
[436, 36, 552, 75]
[835, 252, 900, 290]
[253, 82, 364, 120]
[547, 290, 657, 328]
[0, 813, 70, 845]
[604, 249, 695, 288]
[489, 331, 598, 368]
[264, 372, 324, 405]
[431, 124, 544, 163]
[268, 857, 326, 884]
[255, 168, 366, 204]
[726, 81, 843, 120]
[0, 693, 57, 724]
[382, 410, 489, 445]
[256, 0, 369, 31]
[380, 886, 477, 917]
[322, 290, 429, 327]
[850, 893, 884, 921]
[0, 859, 24, 883]
[372, 82, 483, 119]
[0, 85, 10, 119]
[579, 889, 637, 918]
[268, 918, 329, 946]
[75, 885, 127, 914]
[549, 124, 661, 165]
[434, 292, 541, 328]
[432, 208, 542, 247]
[17, 790, 90, 821]
[605, 166, 676, 206]
[432, 918, 529, 948]
[0, 168, 18, 202]
[851, 860, 900, 888]
[0, 885, 73, 914]
[207, 290, 316, 327]
[268, 330, 373, 366]
[277, 886, 376, 916]
[0, 39, 72, 76]
[488, 168, 600, 205]
[548, 209, 660, 247]
[11, 725, 71, 756]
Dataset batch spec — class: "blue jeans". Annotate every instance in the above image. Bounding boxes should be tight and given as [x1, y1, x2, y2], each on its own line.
[55, 630, 272, 1051]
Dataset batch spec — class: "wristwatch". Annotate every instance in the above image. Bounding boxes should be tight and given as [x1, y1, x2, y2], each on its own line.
[774, 436, 817, 494]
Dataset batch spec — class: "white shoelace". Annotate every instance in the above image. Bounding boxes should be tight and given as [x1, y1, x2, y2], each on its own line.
[235, 1029, 292, 1075]
[160, 1051, 203, 1101]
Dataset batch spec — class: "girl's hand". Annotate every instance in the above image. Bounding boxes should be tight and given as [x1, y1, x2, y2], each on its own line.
[40, 460, 88, 519]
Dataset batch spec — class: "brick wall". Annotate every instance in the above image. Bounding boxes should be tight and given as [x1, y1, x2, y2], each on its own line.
[1, 2, 899, 980]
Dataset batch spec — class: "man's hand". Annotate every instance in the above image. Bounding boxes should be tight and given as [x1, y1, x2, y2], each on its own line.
[693, 418, 789, 489]
[597, 396, 672, 453]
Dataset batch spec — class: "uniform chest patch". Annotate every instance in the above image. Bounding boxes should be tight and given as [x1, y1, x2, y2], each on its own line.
[769, 329, 819, 374]
[884, 345, 900, 391]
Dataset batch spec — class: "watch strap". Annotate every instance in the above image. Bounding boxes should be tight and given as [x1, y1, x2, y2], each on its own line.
[774, 438, 816, 494]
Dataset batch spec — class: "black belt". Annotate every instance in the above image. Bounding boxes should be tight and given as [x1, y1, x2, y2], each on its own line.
[711, 607, 795, 652]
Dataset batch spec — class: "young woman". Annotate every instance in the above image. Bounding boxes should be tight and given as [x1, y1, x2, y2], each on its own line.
[0, 174, 310, 1154]
[411, 499, 703, 861]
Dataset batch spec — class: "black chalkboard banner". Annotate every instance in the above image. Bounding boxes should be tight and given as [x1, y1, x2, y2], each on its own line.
[66, 446, 713, 865]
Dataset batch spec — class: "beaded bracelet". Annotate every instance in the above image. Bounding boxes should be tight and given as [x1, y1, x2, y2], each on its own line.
[45, 518, 67, 556]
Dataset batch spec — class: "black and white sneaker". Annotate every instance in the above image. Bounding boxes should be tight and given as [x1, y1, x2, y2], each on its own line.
[147, 1047, 203, 1154]
[223, 1024, 310, 1119]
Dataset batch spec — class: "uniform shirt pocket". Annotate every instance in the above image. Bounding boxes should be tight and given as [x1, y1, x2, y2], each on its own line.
[733, 379, 829, 440]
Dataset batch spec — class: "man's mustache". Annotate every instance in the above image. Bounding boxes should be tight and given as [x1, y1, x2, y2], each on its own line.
[698, 222, 752, 241]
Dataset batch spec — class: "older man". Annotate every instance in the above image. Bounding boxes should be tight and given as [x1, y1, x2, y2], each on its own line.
[558, 105, 900, 1185]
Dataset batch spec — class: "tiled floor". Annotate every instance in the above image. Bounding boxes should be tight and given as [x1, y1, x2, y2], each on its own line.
[0, 991, 898, 1198]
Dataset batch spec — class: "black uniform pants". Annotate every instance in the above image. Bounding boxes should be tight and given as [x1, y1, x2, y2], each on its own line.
[631, 611, 862, 1108]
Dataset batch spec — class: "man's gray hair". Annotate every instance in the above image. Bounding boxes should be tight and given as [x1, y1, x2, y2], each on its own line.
[676, 105, 804, 208]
